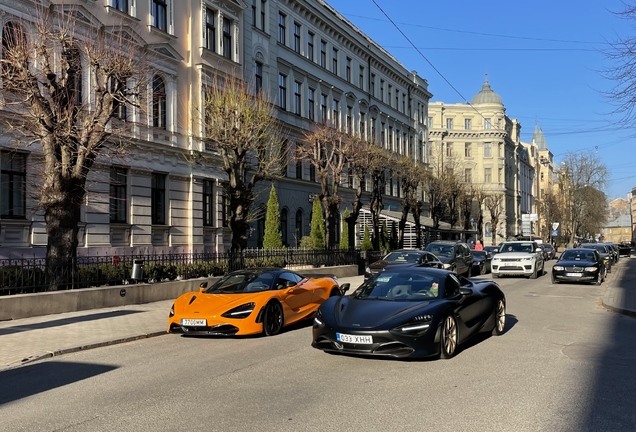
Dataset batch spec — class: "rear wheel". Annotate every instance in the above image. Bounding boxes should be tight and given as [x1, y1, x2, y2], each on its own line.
[492, 299, 506, 336]
[262, 302, 284, 336]
[440, 315, 458, 359]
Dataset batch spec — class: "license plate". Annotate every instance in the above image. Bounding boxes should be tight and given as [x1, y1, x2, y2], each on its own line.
[336, 333, 373, 344]
[566, 273, 582, 277]
[181, 318, 206, 326]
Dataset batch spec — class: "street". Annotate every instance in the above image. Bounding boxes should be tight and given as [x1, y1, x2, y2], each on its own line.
[1, 262, 635, 432]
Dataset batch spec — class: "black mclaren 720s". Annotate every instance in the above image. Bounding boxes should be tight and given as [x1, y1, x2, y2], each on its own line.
[311, 267, 506, 359]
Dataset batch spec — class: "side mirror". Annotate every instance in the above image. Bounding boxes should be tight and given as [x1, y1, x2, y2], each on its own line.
[340, 283, 350, 294]
[199, 282, 208, 293]
[286, 280, 296, 288]
[459, 287, 473, 296]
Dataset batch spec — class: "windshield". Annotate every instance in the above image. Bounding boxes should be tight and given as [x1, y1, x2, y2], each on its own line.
[581, 244, 606, 254]
[382, 251, 423, 263]
[351, 271, 442, 301]
[499, 243, 534, 253]
[426, 244, 454, 257]
[206, 271, 275, 293]
[472, 251, 486, 259]
[561, 250, 596, 261]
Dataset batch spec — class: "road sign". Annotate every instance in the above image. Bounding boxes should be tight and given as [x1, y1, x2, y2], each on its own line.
[552, 222, 560, 230]
[530, 213, 538, 222]
[551, 230, 559, 237]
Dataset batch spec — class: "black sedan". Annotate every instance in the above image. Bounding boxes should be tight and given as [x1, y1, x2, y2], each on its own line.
[365, 250, 442, 279]
[579, 243, 613, 273]
[542, 243, 556, 260]
[312, 267, 506, 359]
[471, 250, 492, 275]
[617, 242, 632, 257]
[552, 248, 605, 285]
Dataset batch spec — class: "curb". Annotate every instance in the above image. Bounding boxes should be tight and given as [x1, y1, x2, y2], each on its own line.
[1, 331, 167, 372]
[601, 258, 636, 318]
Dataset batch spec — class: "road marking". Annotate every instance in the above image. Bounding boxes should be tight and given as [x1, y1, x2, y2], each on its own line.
[527, 294, 585, 299]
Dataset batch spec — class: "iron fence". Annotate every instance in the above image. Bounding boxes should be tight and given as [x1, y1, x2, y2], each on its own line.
[0, 248, 363, 296]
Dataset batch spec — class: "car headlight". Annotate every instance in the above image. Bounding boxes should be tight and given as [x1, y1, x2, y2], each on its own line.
[492, 257, 501, 262]
[522, 257, 533, 261]
[169, 304, 175, 317]
[584, 267, 598, 272]
[553, 266, 564, 271]
[442, 263, 452, 269]
[221, 302, 256, 319]
[313, 310, 324, 327]
[365, 267, 371, 274]
[391, 315, 433, 336]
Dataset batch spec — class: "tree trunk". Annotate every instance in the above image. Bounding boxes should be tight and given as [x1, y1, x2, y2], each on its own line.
[412, 204, 422, 249]
[398, 204, 410, 249]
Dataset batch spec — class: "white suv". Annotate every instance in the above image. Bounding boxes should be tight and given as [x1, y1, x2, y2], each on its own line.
[491, 241, 545, 279]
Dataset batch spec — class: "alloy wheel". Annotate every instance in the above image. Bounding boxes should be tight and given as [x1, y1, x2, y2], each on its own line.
[441, 315, 457, 359]
[263, 302, 283, 336]
[493, 299, 506, 335]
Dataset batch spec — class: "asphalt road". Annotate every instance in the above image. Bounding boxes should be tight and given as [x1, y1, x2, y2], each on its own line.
[1, 261, 635, 432]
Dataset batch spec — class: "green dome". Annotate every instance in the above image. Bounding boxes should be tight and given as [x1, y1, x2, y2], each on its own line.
[471, 76, 503, 105]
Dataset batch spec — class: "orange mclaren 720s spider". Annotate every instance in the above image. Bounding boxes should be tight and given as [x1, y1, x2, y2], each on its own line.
[167, 268, 350, 336]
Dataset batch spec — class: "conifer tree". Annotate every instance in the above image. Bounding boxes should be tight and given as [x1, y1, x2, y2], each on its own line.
[361, 225, 374, 251]
[309, 197, 326, 249]
[381, 220, 389, 250]
[263, 184, 283, 249]
[340, 208, 350, 249]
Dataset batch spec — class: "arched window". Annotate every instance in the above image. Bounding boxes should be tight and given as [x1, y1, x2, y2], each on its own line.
[152, 75, 167, 129]
[295, 208, 303, 247]
[1, 22, 24, 91]
[281, 208, 288, 247]
[485, 222, 492, 237]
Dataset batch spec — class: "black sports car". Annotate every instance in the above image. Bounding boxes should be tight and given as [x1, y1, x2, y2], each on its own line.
[471, 250, 492, 275]
[552, 248, 605, 285]
[365, 250, 442, 279]
[312, 267, 506, 359]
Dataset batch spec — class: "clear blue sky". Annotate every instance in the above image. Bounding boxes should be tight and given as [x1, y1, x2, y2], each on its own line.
[327, 0, 636, 199]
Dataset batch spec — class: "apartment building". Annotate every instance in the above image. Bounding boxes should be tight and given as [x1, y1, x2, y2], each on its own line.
[428, 77, 527, 243]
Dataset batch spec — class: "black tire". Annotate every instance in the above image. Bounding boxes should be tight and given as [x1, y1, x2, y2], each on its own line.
[551, 275, 558, 284]
[594, 275, 602, 286]
[262, 301, 284, 336]
[529, 265, 538, 279]
[492, 299, 506, 336]
[479, 264, 486, 275]
[439, 315, 458, 359]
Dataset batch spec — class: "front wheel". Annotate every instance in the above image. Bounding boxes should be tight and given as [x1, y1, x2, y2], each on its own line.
[262, 302, 284, 336]
[529, 266, 538, 279]
[594, 274, 603, 286]
[440, 315, 458, 359]
[492, 299, 506, 336]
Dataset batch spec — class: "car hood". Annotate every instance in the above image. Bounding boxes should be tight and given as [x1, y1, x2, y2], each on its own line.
[556, 260, 597, 267]
[327, 296, 435, 329]
[174, 292, 264, 316]
[493, 252, 534, 259]
[369, 260, 416, 270]
[436, 256, 453, 264]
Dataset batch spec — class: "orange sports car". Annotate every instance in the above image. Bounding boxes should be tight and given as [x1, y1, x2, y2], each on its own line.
[167, 268, 350, 336]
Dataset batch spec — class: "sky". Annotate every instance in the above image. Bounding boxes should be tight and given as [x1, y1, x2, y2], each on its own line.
[326, 0, 636, 200]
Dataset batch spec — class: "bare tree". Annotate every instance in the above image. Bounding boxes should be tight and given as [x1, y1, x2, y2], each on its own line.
[197, 74, 285, 252]
[393, 154, 424, 248]
[460, 185, 477, 232]
[368, 149, 391, 250]
[0, 7, 146, 289]
[444, 169, 464, 229]
[473, 186, 489, 237]
[484, 193, 505, 246]
[579, 187, 609, 240]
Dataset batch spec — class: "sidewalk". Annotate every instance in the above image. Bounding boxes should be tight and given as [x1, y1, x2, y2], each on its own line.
[0, 275, 365, 371]
[602, 252, 636, 317]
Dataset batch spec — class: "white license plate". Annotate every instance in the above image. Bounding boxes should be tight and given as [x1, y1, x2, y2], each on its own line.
[181, 318, 207, 326]
[336, 333, 373, 344]
[566, 273, 582, 277]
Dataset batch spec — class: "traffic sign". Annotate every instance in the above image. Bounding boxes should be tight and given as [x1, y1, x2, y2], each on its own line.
[552, 222, 560, 230]
[551, 230, 558, 237]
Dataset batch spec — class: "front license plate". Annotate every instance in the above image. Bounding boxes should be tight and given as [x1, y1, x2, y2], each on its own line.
[181, 318, 207, 326]
[336, 333, 373, 344]
[566, 273, 582, 277]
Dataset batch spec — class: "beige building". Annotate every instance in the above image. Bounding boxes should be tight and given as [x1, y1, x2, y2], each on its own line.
[428, 77, 529, 245]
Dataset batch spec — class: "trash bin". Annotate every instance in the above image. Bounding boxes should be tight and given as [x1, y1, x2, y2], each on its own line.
[131, 259, 144, 281]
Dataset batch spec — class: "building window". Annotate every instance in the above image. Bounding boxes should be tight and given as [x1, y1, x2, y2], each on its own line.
[484, 142, 492, 157]
[332, 99, 339, 128]
[309, 164, 316, 182]
[296, 160, 302, 179]
[152, 75, 167, 130]
[278, 12, 286, 44]
[66, 48, 83, 107]
[389, 126, 393, 150]
[205, 9, 216, 52]
[485, 118, 491, 129]
[370, 73, 375, 96]
[346, 57, 351, 82]
[222, 193, 229, 227]
[465, 168, 472, 184]
[320, 40, 326, 68]
[332, 48, 338, 75]
[295, 209, 303, 246]
[388, 85, 392, 106]
[111, 0, 129, 13]
[308, 87, 315, 121]
[446, 118, 453, 129]
[202, 179, 214, 226]
[320, 93, 327, 123]
[380, 79, 385, 102]
[278, 74, 287, 109]
[484, 167, 492, 183]
[294, 81, 301, 115]
[260, 0, 267, 30]
[464, 118, 471, 130]
[281, 208, 288, 246]
[346, 106, 353, 134]
[251, 0, 257, 27]
[418, 139, 424, 161]
[307, 32, 314, 61]
[109, 167, 127, 223]
[395, 89, 399, 109]
[360, 112, 366, 138]
[108, 76, 128, 121]
[465, 142, 471, 157]
[0, 152, 26, 219]
[152, 0, 168, 32]
[222, 17, 232, 59]
[371, 117, 376, 140]
[293, 22, 301, 53]
[446, 142, 453, 158]
[359, 65, 365, 90]
[151, 173, 166, 225]
[381, 122, 385, 146]
[254, 62, 263, 94]
[427, 117, 433, 128]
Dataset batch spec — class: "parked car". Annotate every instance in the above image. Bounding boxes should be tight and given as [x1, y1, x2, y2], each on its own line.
[491, 241, 545, 279]
[424, 241, 474, 277]
[365, 250, 442, 279]
[552, 248, 605, 285]
[484, 245, 500, 256]
[601, 243, 620, 264]
[167, 268, 349, 336]
[312, 267, 506, 359]
[471, 250, 493, 276]
[579, 243, 613, 273]
[542, 243, 556, 260]
[617, 242, 632, 257]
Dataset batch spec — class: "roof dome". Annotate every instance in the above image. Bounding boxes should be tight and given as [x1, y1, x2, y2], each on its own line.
[471, 76, 503, 105]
